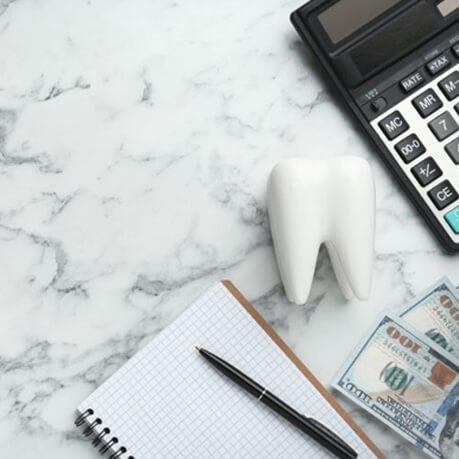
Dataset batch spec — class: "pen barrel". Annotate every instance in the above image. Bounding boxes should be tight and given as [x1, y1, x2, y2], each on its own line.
[260, 392, 357, 459]
[198, 348, 357, 459]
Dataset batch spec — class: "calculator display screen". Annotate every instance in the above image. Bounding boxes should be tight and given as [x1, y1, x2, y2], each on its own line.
[318, 0, 403, 43]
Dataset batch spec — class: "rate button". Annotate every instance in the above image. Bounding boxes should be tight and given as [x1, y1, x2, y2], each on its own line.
[400, 71, 425, 93]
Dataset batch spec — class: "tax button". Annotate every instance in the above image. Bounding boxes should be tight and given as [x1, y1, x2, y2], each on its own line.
[445, 206, 459, 234]
[427, 54, 450, 75]
[428, 180, 458, 210]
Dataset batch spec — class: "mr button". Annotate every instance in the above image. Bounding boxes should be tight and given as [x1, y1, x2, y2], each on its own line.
[412, 89, 443, 118]
[378, 111, 409, 140]
[428, 180, 458, 210]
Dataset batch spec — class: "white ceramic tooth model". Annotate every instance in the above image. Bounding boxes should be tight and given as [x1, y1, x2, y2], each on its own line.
[267, 157, 375, 304]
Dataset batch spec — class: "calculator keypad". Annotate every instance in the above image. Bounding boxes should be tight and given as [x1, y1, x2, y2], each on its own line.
[370, 58, 459, 246]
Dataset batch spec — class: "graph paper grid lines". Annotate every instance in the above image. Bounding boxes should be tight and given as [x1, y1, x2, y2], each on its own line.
[77, 282, 377, 459]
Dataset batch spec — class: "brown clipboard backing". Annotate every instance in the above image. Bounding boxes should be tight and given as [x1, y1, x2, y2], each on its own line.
[222, 280, 385, 459]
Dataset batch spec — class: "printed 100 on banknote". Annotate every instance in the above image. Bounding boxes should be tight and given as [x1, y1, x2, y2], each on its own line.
[399, 278, 459, 360]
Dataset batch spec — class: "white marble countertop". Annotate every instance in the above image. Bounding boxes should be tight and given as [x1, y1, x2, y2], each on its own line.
[0, 1, 457, 458]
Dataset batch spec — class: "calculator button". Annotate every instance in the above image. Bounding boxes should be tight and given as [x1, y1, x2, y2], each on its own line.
[378, 111, 409, 140]
[370, 97, 387, 113]
[445, 206, 459, 234]
[453, 44, 459, 58]
[429, 112, 459, 141]
[455, 103, 459, 115]
[411, 157, 442, 187]
[428, 180, 458, 210]
[400, 71, 424, 93]
[394, 134, 425, 163]
[438, 71, 459, 101]
[445, 137, 459, 164]
[412, 89, 443, 118]
[427, 54, 451, 75]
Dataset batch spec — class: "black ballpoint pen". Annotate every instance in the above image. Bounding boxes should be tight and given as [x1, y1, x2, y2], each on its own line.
[196, 347, 358, 459]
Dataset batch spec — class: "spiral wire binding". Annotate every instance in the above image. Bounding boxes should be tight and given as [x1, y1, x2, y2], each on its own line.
[75, 408, 134, 459]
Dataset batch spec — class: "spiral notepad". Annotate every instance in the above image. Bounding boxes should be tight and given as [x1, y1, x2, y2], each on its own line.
[75, 281, 383, 459]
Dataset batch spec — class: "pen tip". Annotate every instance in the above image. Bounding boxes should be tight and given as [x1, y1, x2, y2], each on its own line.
[195, 346, 201, 352]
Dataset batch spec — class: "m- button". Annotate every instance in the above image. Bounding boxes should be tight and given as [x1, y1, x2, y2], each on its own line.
[378, 111, 409, 140]
[428, 180, 458, 210]
[412, 89, 443, 118]
[439, 71, 459, 101]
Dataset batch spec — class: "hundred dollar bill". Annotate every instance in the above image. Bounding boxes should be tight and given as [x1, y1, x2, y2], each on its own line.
[398, 278, 459, 360]
[334, 315, 459, 459]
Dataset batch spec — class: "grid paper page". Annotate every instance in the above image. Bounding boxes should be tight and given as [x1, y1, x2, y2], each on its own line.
[78, 283, 377, 458]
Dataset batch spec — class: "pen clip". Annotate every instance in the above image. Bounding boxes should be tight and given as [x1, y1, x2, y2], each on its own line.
[303, 416, 357, 457]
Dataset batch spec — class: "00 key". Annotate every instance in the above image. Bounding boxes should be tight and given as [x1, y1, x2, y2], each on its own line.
[395, 134, 426, 163]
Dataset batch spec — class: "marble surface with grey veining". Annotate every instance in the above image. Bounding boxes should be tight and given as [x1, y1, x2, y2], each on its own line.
[0, 1, 457, 458]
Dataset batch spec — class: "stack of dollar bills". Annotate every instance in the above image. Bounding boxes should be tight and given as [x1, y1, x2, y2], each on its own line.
[334, 277, 459, 459]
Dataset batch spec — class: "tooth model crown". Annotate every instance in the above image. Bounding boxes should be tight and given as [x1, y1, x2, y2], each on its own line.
[267, 157, 375, 304]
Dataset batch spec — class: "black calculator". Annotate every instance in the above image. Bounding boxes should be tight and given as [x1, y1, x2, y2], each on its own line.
[291, 0, 459, 252]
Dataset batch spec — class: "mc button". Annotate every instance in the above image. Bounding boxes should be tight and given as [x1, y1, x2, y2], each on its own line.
[428, 180, 458, 210]
[378, 111, 409, 140]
